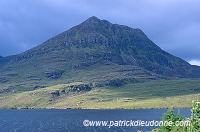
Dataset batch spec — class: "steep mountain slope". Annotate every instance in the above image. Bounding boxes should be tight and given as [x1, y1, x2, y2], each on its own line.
[0, 16, 200, 92]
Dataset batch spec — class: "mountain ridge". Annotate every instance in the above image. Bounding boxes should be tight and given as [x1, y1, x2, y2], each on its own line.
[0, 16, 200, 92]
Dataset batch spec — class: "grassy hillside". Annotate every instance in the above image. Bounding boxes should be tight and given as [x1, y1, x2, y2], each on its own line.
[0, 79, 199, 109]
[0, 63, 160, 94]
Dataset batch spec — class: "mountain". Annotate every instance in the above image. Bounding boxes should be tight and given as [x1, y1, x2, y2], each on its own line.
[0, 16, 200, 92]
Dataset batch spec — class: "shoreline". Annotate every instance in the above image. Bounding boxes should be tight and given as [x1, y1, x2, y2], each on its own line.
[0, 107, 191, 110]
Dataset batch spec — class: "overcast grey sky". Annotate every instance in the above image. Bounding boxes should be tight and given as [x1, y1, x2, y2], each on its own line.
[0, 0, 200, 65]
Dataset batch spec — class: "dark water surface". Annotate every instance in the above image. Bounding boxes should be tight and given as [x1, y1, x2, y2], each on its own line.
[0, 109, 190, 132]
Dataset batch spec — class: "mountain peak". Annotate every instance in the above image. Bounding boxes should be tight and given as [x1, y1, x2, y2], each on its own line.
[81, 16, 111, 27]
[82, 16, 101, 24]
[87, 16, 100, 21]
[1, 16, 200, 90]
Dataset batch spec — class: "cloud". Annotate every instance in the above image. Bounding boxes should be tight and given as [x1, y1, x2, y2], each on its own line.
[189, 60, 200, 66]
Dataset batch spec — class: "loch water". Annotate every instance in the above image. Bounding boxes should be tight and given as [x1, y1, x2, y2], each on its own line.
[0, 109, 190, 132]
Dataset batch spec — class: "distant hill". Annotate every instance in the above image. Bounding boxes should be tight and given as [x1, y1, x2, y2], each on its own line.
[0, 16, 200, 92]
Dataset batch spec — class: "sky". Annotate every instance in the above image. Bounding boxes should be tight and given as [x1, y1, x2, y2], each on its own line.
[0, 0, 200, 65]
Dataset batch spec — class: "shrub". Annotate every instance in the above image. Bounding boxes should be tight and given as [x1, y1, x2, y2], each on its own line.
[187, 101, 200, 132]
[150, 101, 200, 132]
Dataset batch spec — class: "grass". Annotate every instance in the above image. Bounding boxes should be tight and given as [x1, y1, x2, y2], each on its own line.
[0, 82, 87, 109]
[0, 62, 159, 94]
[0, 79, 199, 109]
[59, 79, 200, 109]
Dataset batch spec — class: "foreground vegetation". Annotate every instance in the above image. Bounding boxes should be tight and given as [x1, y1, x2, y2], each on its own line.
[0, 79, 200, 109]
[138, 101, 200, 132]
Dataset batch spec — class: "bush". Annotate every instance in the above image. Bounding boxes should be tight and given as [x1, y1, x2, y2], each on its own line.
[160, 109, 183, 131]
[150, 101, 200, 132]
[187, 101, 200, 132]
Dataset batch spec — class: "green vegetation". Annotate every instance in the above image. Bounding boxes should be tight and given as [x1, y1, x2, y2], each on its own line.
[0, 82, 92, 109]
[160, 109, 183, 131]
[0, 79, 200, 109]
[139, 101, 200, 132]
